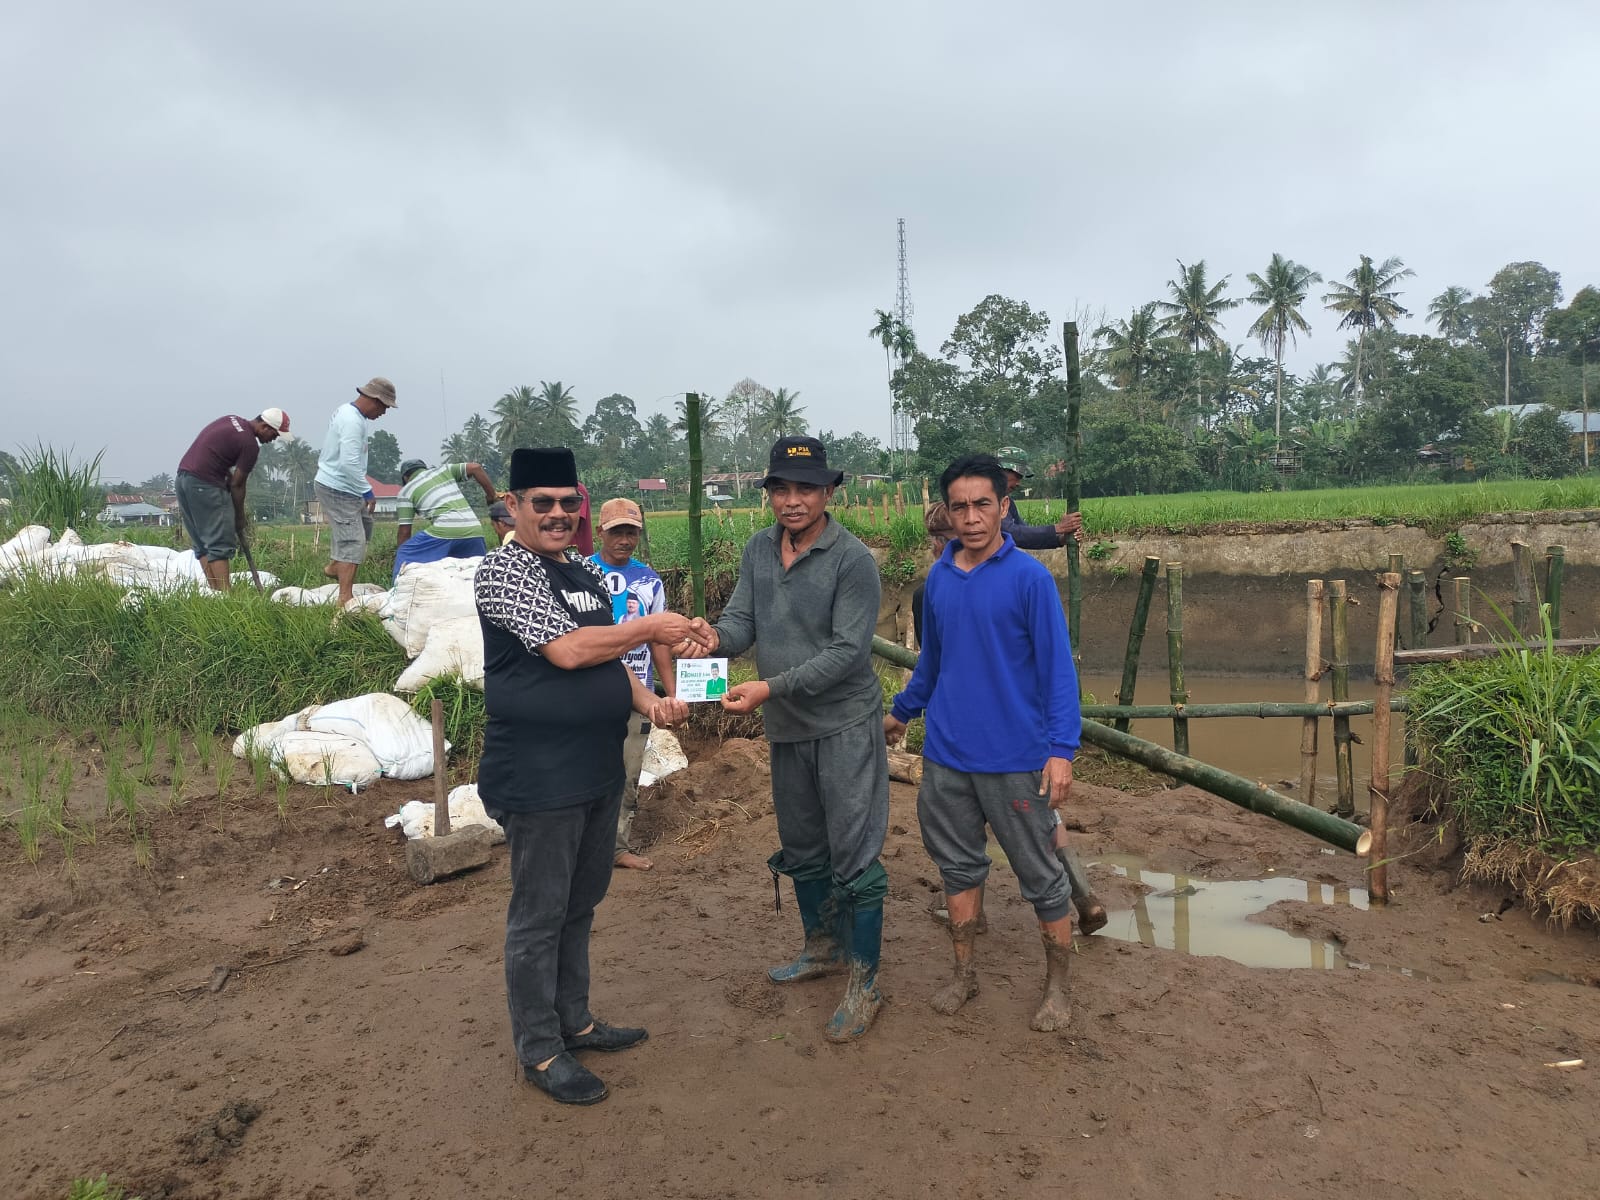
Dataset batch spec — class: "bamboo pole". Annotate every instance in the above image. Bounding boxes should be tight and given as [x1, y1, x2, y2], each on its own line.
[866, 637, 1370, 856]
[1082, 699, 1404, 719]
[1387, 554, 1404, 647]
[1394, 636, 1600, 665]
[895, 483, 906, 516]
[1405, 569, 1426, 770]
[1511, 540, 1534, 636]
[1063, 321, 1084, 678]
[1546, 544, 1565, 638]
[1328, 580, 1354, 818]
[685, 393, 706, 618]
[1300, 580, 1325, 807]
[881, 492, 890, 525]
[921, 478, 930, 507]
[1115, 556, 1162, 733]
[431, 698, 450, 837]
[1167, 562, 1189, 756]
[1369, 573, 1400, 904]
[1452, 576, 1472, 645]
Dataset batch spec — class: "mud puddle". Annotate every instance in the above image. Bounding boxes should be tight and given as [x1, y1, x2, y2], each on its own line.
[1094, 852, 1365, 970]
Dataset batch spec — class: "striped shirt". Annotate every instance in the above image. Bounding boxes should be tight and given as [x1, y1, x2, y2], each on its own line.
[397, 464, 485, 539]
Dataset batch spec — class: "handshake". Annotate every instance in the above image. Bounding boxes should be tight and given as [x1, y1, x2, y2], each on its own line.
[640, 612, 716, 656]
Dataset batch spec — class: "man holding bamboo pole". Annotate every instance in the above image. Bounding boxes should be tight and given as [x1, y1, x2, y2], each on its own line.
[886, 454, 1082, 1032]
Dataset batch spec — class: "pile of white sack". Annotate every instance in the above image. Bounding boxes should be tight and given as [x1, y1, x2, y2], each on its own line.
[233, 693, 444, 790]
[0, 525, 277, 593]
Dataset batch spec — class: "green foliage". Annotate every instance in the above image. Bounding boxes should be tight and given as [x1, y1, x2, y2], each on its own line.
[1081, 418, 1203, 496]
[1409, 612, 1600, 853]
[1441, 530, 1477, 569]
[0, 577, 409, 734]
[5, 444, 105, 533]
[1085, 539, 1115, 562]
[367, 429, 403, 484]
[67, 1175, 142, 1200]
[409, 676, 488, 771]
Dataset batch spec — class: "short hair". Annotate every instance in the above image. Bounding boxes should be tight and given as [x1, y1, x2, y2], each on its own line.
[939, 454, 1008, 503]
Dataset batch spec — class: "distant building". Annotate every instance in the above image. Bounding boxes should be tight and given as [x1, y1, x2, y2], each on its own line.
[303, 475, 401, 523]
[100, 501, 171, 526]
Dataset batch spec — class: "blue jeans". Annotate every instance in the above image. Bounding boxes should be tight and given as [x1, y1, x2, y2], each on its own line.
[392, 530, 487, 579]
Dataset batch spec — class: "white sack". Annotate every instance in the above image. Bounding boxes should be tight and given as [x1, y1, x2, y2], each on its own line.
[384, 784, 505, 843]
[0, 526, 55, 579]
[273, 731, 384, 789]
[386, 559, 480, 655]
[298, 693, 441, 780]
[271, 581, 385, 606]
[639, 727, 688, 788]
[394, 614, 484, 693]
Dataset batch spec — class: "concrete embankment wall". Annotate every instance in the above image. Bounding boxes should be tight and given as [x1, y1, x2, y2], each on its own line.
[876, 511, 1600, 678]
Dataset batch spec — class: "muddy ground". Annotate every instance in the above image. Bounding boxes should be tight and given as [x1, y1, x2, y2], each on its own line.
[3, 741, 1599, 1200]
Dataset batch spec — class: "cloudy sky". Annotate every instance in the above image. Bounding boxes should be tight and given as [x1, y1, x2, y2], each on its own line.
[4, 0, 1596, 482]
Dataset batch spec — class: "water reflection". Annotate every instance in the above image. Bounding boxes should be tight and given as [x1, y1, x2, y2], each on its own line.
[1095, 852, 1367, 970]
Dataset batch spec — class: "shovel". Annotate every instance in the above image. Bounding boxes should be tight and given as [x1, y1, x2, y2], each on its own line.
[240, 537, 265, 593]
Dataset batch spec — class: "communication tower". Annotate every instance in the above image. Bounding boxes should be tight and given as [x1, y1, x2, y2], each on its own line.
[890, 218, 917, 459]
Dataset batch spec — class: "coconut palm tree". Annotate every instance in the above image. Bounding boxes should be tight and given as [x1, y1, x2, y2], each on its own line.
[493, 386, 540, 462]
[1095, 304, 1169, 420]
[1155, 260, 1239, 411]
[762, 388, 807, 440]
[535, 380, 579, 440]
[1322, 255, 1414, 402]
[1245, 254, 1323, 444]
[1427, 286, 1474, 341]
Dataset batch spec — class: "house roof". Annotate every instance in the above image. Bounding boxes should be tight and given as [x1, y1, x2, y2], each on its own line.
[365, 476, 401, 499]
[106, 502, 168, 517]
[637, 478, 669, 491]
[104, 493, 145, 505]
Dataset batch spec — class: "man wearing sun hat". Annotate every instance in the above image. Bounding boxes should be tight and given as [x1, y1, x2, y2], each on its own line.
[314, 376, 395, 606]
[175, 408, 292, 591]
[681, 435, 891, 1043]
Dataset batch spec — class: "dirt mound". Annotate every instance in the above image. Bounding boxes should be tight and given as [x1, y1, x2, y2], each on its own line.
[634, 736, 772, 852]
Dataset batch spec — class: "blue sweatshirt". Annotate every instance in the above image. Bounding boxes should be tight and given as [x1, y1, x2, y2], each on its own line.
[892, 534, 1080, 772]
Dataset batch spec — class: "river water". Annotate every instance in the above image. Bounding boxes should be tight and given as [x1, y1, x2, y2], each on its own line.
[1077, 672, 1405, 813]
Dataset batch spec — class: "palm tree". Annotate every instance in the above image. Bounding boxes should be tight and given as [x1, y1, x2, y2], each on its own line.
[1155, 260, 1240, 412]
[762, 388, 807, 440]
[439, 431, 471, 461]
[1427, 286, 1474, 341]
[869, 310, 896, 380]
[493, 386, 540, 461]
[1245, 254, 1323, 443]
[535, 380, 579, 439]
[1096, 304, 1167, 420]
[1322, 255, 1414, 402]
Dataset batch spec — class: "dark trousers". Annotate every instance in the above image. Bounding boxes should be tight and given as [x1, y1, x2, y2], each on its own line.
[491, 789, 622, 1068]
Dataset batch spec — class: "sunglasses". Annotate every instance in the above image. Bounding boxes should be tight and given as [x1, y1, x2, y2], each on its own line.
[516, 493, 584, 514]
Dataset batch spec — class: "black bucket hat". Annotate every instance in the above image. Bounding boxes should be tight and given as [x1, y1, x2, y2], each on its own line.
[756, 436, 845, 488]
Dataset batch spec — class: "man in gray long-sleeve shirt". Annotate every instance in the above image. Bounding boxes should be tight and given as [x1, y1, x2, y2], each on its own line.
[682, 435, 890, 1043]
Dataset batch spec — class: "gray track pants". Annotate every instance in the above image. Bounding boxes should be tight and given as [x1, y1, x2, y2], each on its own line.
[768, 713, 889, 886]
[918, 759, 1072, 923]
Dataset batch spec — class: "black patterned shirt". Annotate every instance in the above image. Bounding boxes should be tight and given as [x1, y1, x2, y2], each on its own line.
[474, 541, 631, 812]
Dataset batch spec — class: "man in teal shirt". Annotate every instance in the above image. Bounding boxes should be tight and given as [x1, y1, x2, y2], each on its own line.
[315, 376, 395, 606]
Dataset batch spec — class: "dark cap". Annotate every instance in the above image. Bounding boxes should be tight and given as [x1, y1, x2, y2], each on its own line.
[399, 459, 427, 482]
[756, 436, 845, 489]
[509, 447, 578, 492]
[488, 500, 511, 523]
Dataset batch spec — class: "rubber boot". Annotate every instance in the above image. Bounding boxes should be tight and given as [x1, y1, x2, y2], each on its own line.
[1056, 843, 1107, 935]
[1030, 930, 1073, 1032]
[929, 917, 980, 1016]
[824, 899, 884, 1042]
[768, 876, 843, 983]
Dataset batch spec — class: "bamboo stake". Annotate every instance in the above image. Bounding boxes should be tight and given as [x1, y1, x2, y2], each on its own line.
[921, 478, 930, 507]
[1511, 540, 1534, 636]
[431, 698, 450, 837]
[1115, 556, 1162, 733]
[1369, 572, 1400, 905]
[686, 393, 705, 617]
[1387, 553, 1404, 647]
[1064, 322, 1084, 677]
[1329, 580, 1354, 818]
[1452, 576, 1472, 645]
[881, 492, 890, 525]
[1546, 544, 1565, 638]
[1300, 580, 1325, 808]
[1405, 569, 1426, 770]
[895, 483, 906, 516]
[1167, 563, 1188, 756]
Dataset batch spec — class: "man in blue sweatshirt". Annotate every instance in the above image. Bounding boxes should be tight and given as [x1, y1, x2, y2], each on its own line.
[885, 453, 1081, 1032]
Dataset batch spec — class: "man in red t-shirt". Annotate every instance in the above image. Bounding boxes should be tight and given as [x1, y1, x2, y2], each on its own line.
[175, 408, 291, 590]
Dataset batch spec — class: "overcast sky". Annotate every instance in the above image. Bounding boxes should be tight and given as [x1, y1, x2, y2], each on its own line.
[4, 0, 1596, 482]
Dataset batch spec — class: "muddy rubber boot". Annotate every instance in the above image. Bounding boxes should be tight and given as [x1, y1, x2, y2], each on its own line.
[1030, 930, 1073, 1033]
[768, 876, 843, 983]
[929, 918, 980, 1016]
[824, 900, 884, 1042]
[1056, 844, 1106, 935]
